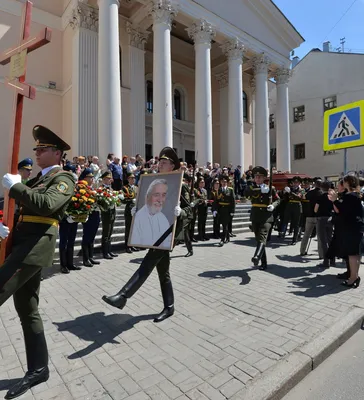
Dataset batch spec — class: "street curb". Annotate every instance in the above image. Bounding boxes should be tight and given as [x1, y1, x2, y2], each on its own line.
[233, 307, 364, 400]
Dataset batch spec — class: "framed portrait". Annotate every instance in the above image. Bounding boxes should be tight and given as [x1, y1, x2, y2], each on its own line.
[128, 170, 183, 251]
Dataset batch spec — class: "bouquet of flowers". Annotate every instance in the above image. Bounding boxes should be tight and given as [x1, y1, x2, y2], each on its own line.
[95, 187, 124, 212]
[0, 210, 3, 223]
[66, 180, 97, 222]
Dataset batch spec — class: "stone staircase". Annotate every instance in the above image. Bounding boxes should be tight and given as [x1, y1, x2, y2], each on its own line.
[55, 203, 252, 255]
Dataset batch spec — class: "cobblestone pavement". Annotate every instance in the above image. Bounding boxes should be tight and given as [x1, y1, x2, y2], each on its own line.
[1, 232, 364, 400]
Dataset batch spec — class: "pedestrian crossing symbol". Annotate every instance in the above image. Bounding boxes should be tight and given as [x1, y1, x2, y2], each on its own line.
[324, 100, 364, 151]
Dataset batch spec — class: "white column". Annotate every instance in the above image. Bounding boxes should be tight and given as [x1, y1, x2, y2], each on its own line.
[149, 0, 177, 152]
[188, 20, 215, 166]
[250, 77, 256, 166]
[70, 2, 99, 156]
[252, 54, 270, 168]
[124, 22, 149, 156]
[98, 0, 122, 158]
[222, 39, 245, 168]
[275, 68, 291, 172]
[216, 71, 228, 166]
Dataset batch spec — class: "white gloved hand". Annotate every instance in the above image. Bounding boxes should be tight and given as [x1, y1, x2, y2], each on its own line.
[260, 184, 270, 194]
[132, 198, 136, 204]
[2, 173, 22, 190]
[118, 193, 125, 201]
[267, 204, 274, 212]
[174, 205, 182, 217]
[67, 216, 75, 223]
[230, 213, 234, 217]
[213, 211, 217, 218]
[131, 206, 137, 216]
[0, 223, 10, 239]
[284, 186, 291, 193]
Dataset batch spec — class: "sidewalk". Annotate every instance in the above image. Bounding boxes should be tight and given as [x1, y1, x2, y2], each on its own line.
[1, 232, 363, 400]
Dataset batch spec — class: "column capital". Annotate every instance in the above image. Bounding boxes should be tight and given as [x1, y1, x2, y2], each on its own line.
[70, 2, 99, 32]
[216, 71, 228, 89]
[251, 53, 271, 74]
[126, 22, 150, 49]
[250, 77, 256, 90]
[149, 0, 178, 28]
[274, 67, 291, 85]
[187, 19, 216, 47]
[221, 38, 245, 61]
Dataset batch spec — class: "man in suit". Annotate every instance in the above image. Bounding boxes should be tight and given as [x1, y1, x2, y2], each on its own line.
[217, 176, 235, 246]
[0, 125, 75, 399]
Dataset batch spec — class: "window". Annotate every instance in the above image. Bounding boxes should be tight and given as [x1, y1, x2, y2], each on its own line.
[146, 81, 153, 113]
[269, 114, 275, 129]
[270, 148, 277, 163]
[174, 89, 182, 120]
[323, 95, 337, 112]
[293, 105, 305, 122]
[243, 91, 248, 122]
[294, 143, 305, 160]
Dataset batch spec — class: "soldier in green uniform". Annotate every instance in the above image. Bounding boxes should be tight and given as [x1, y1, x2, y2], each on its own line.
[217, 176, 235, 247]
[0, 125, 75, 399]
[180, 173, 194, 257]
[300, 177, 312, 240]
[280, 176, 303, 245]
[99, 170, 119, 259]
[196, 178, 209, 241]
[209, 179, 220, 238]
[102, 147, 192, 322]
[244, 166, 280, 270]
[123, 173, 138, 253]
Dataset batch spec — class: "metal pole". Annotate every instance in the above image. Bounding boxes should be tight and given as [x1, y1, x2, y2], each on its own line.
[344, 148, 348, 174]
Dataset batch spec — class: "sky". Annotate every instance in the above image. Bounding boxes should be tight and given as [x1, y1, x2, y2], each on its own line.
[273, 0, 364, 59]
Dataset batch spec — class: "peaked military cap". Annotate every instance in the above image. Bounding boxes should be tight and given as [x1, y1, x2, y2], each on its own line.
[291, 176, 302, 182]
[313, 176, 322, 182]
[63, 162, 76, 173]
[159, 147, 180, 170]
[79, 168, 94, 180]
[33, 125, 71, 151]
[127, 173, 135, 179]
[183, 173, 192, 182]
[101, 170, 112, 179]
[18, 157, 33, 170]
[252, 166, 268, 177]
[302, 177, 312, 183]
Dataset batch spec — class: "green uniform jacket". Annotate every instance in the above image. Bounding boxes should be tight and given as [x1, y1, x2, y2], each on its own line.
[123, 184, 137, 217]
[245, 184, 280, 224]
[286, 187, 303, 213]
[217, 187, 235, 224]
[175, 183, 193, 241]
[196, 188, 208, 213]
[8, 167, 75, 267]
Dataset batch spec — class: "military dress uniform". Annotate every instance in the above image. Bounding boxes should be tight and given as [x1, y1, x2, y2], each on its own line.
[100, 171, 118, 259]
[0, 126, 75, 399]
[196, 186, 208, 240]
[280, 177, 303, 245]
[217, 179, 235, 246]
[244, 166, 280, 270]
[102, 147, 192, 323]
[80, 168, 101, 267]
[179, 180, 194, 257]
[300, 178, 312, 238]
[14, 158, 33, 226]
[209, 181, 220, 238]
[123, 175, 137, 253]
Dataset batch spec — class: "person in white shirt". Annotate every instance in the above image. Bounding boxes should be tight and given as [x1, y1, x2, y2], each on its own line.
[127, 157, 138, 174]
[130, 179, 171, 248]
[89, 156, 102, 183]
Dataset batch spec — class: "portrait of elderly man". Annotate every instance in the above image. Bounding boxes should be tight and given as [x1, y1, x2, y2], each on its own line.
[130, 178, 172, 249]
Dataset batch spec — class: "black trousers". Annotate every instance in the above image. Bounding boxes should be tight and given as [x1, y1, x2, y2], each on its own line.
[124, 213, 132, 247]
[59, 220, 78, 251]
[213, 215, 220, 237]
[82, 210, 100, 245]
[197, 209, 208, 238]
[101, 208, 116, 243]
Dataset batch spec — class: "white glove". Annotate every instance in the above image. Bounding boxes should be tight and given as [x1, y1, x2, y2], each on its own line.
[213, 211, 217, 218]
[118, 193, 125, 201]
[284, 186, 291, 193]
[267, 205, 274, 212]
[260, 184, 270, 194]
[0, 223, 10, 239]
[174, 205, 181, 217]
[2, 173, 22, 190]
[131, 206, 137, 216]
[132, 198, 136, 204]
[230, 213, 234, 217]
[67, 216, 75, 223]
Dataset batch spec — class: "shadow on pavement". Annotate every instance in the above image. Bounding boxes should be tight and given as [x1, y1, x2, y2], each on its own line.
[276, 254, 313, 264]
[289, 274, 348, 297]
[262, 263, 326, 279]
[53, 312, 155, 360]
[199, 269, 252, 285]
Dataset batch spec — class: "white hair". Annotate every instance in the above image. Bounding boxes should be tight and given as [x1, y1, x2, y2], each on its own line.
[146, 179, 168, 199]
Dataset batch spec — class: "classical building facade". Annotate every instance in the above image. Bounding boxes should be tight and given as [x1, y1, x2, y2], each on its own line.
[269, 47, 364, 178]
[0, 0, 303, 177]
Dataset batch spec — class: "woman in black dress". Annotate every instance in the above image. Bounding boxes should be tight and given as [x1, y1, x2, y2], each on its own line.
[328, 175, 364, 288]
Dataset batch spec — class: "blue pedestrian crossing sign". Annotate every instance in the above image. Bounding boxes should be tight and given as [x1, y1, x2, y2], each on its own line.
[324, 100, 364, 151]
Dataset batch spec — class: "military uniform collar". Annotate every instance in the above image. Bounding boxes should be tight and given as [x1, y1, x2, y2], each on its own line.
[41, 165, 60, 176]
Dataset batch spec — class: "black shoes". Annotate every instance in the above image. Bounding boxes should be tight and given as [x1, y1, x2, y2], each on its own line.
[89, 244, 100, 264]
[131, 247, 139, 252]
[218, 241, 224, 247]
[5, 367, 49, 400]
[185, 251, 193, 258]
[68, 264, 82, 271]
[153, 306, 174, 323]
[191, 238, 198, 243]
[61, 266, 70, 274]
[342, 277, 361, 288]
[102, 293, 127, 309]
[126, 247, 133, 254]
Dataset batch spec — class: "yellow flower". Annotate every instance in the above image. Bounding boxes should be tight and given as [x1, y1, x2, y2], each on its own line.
[71, 197, 77, 202]
[88, 199, 95, 203]
[79, 189, 86, 195]
[82, 196, 88, 201]
[79, 199, 84, 203]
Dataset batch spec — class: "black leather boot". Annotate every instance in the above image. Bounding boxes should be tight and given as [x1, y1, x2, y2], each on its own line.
[102, 241, 112, 259]
[6, 332, 49, 399]
[67, 247, 81, 270]
[82, 245, 93, 267]
[259, 249, 268, 270]
[102, 291, 127, 309]
[154, 281, 174, 323]
[89, 243, 100, 265]
[251, 243, 265, 266]
[108, 241, 118, 257]
[59, 249, 69, 274]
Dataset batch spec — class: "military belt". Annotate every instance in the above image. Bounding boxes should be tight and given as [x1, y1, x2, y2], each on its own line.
[19, 215, 59, 226]
[252, 204, 268, 208]
[301, 199, 309, 203]
[219, 202, 230, 206]
[289, 200, 301, 203]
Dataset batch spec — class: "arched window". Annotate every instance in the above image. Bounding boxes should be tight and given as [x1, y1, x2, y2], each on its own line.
[146, 80, 153, 113]
[243, 91, 248, 122]
[174, 89, 182, 120]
